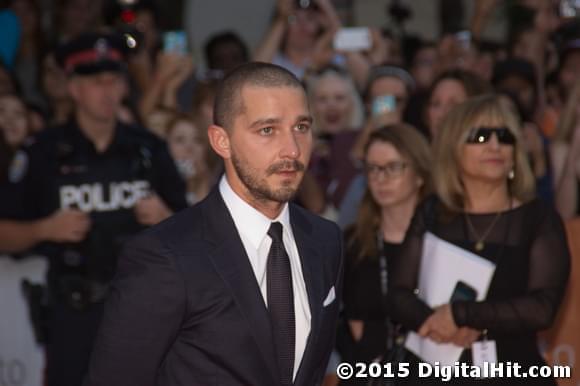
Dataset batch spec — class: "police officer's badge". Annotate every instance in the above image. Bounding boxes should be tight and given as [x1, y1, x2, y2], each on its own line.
[95, 38, 109, 60]
[9, 150, 28, 183]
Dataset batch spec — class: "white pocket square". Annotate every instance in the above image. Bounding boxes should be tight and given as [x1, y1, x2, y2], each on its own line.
[322, 286, 336, 307]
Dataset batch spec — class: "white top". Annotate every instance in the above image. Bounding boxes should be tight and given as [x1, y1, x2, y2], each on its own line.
[219, 175, 311, 379]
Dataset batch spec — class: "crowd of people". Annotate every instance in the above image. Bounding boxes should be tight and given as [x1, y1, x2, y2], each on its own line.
[0, 0, 577, 385]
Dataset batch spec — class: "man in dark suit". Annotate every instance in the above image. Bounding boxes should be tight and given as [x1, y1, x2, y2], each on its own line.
[84, 62, 343, 386]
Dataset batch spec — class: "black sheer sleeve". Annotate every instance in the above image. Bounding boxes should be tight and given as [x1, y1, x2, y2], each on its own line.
[452, 203, 571, 333]
[386, 199, 434, 331]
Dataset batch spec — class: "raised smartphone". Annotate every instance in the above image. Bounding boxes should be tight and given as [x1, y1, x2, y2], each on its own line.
[333, 27, 371, 52]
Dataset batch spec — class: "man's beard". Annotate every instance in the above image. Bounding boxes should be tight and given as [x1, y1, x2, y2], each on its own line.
[231, 152, 305, 204]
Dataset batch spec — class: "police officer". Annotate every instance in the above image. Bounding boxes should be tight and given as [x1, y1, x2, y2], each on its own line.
[8, 32, 188, 386]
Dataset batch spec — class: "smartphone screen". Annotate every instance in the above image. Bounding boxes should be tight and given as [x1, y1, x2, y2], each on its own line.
[450, 281, 477, 302]
[371, 95, 396, 116]
[333, 27, 371, 52]
[163, 31, 187, 54]
[455, 30, 471, 50]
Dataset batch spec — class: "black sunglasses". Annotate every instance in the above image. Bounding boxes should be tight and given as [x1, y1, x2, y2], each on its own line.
[465, 127, 516, 145]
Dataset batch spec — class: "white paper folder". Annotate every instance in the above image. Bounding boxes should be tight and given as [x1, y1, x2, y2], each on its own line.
[404, 232, 496, 366]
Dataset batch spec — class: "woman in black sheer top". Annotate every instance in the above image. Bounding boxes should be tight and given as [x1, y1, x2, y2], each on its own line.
[339, 124, 431, 385]
[387, 94, 570, 386]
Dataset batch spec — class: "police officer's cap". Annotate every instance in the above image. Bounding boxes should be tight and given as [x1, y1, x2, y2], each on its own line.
[56, 32, 129, 76]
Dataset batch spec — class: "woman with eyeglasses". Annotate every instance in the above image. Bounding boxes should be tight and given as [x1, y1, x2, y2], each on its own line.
[387, 94, 570, 385]
[338, 123, 431, 385]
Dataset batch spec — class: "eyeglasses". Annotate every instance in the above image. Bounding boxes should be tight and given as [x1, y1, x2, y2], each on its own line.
[465, 127, 516, 145]
[364, 161, 408, 179]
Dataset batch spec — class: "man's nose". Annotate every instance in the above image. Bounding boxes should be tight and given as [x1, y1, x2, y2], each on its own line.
[279, 130, 301, 159]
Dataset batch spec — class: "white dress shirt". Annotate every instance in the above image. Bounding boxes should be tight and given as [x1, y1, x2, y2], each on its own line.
[219, 176, 311, 380]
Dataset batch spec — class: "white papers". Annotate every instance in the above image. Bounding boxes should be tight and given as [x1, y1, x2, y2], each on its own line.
[404, 232, 496, 366]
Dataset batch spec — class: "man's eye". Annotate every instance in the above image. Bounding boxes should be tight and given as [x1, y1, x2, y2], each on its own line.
[260, 127, 273, 135]
[296, 124, 310, 132]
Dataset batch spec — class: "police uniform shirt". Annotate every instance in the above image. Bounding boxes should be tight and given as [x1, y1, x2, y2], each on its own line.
[0, 149, 27, 219]
[11, 120, 188, 282]
[0, 176, 25, 219]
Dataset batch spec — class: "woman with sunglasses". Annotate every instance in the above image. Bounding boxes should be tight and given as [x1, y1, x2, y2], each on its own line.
[387, 94, 570, 385]
[339, 124, 431, 385]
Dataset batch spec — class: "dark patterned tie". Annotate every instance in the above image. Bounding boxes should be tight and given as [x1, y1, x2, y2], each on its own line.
[267, 222, 295, 386]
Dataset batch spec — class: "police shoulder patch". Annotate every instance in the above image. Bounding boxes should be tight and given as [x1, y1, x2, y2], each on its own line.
[8, 151, 29, 183]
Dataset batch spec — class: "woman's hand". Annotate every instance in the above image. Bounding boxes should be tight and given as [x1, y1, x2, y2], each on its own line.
[156, 53, 194, 87]
[419, 305, 481, 348]
[418, 304, 458, 343]
[369, 109, 401, 129]
[450, 327, 481, 348]
[165, 55, 195, 91]
[367, 28, 389, 66]
[315, 0, 342, 31]
[276, 0, 294, 22]
[310, 27, 337, 71]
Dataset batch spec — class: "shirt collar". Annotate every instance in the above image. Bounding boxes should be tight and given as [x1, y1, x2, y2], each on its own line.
[65, 118, 126, 154]
[219, 175, 291, 249]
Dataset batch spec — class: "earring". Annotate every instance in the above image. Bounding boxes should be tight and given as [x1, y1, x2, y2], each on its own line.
[508, 169, 515, 180]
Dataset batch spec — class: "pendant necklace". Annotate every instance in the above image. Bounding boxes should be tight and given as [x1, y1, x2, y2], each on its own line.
[464, 210, 503, 252]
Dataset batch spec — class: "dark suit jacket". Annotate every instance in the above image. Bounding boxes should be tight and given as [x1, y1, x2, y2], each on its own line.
[84, 188, 343, 386]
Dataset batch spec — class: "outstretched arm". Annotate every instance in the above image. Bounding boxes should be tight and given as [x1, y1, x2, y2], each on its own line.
[254, 0, 292, 63]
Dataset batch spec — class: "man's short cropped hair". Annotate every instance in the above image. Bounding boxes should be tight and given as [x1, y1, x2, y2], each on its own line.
[213, 62, 304, 130]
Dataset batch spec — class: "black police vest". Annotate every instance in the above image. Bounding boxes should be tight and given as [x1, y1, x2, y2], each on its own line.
[47, 126, 156, 284]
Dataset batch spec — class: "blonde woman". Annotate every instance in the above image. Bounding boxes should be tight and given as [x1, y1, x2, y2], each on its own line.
[303, 67, 365, 217]
[551, 78, 580, 219]
[305, 66, 364, 136]
[388, 94, 569, 386]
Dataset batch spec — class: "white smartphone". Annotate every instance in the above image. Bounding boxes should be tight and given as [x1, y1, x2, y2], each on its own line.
[333, 27, 371, 52]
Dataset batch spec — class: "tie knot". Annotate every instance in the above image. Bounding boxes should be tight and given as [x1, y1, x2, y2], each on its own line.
[268, 222, 284, 243]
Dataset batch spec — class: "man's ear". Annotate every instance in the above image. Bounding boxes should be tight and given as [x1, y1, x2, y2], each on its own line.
[207, 124, 231, 159]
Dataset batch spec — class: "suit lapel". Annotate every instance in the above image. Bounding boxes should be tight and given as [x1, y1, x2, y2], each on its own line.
[201, 189, 280, 384]
[290, 206, 325, 386]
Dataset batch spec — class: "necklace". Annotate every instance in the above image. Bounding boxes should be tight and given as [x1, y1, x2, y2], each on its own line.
[464, 211, 503, 252]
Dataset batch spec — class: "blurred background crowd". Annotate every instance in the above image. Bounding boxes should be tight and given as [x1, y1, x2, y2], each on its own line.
[1, 0, 580, 385]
